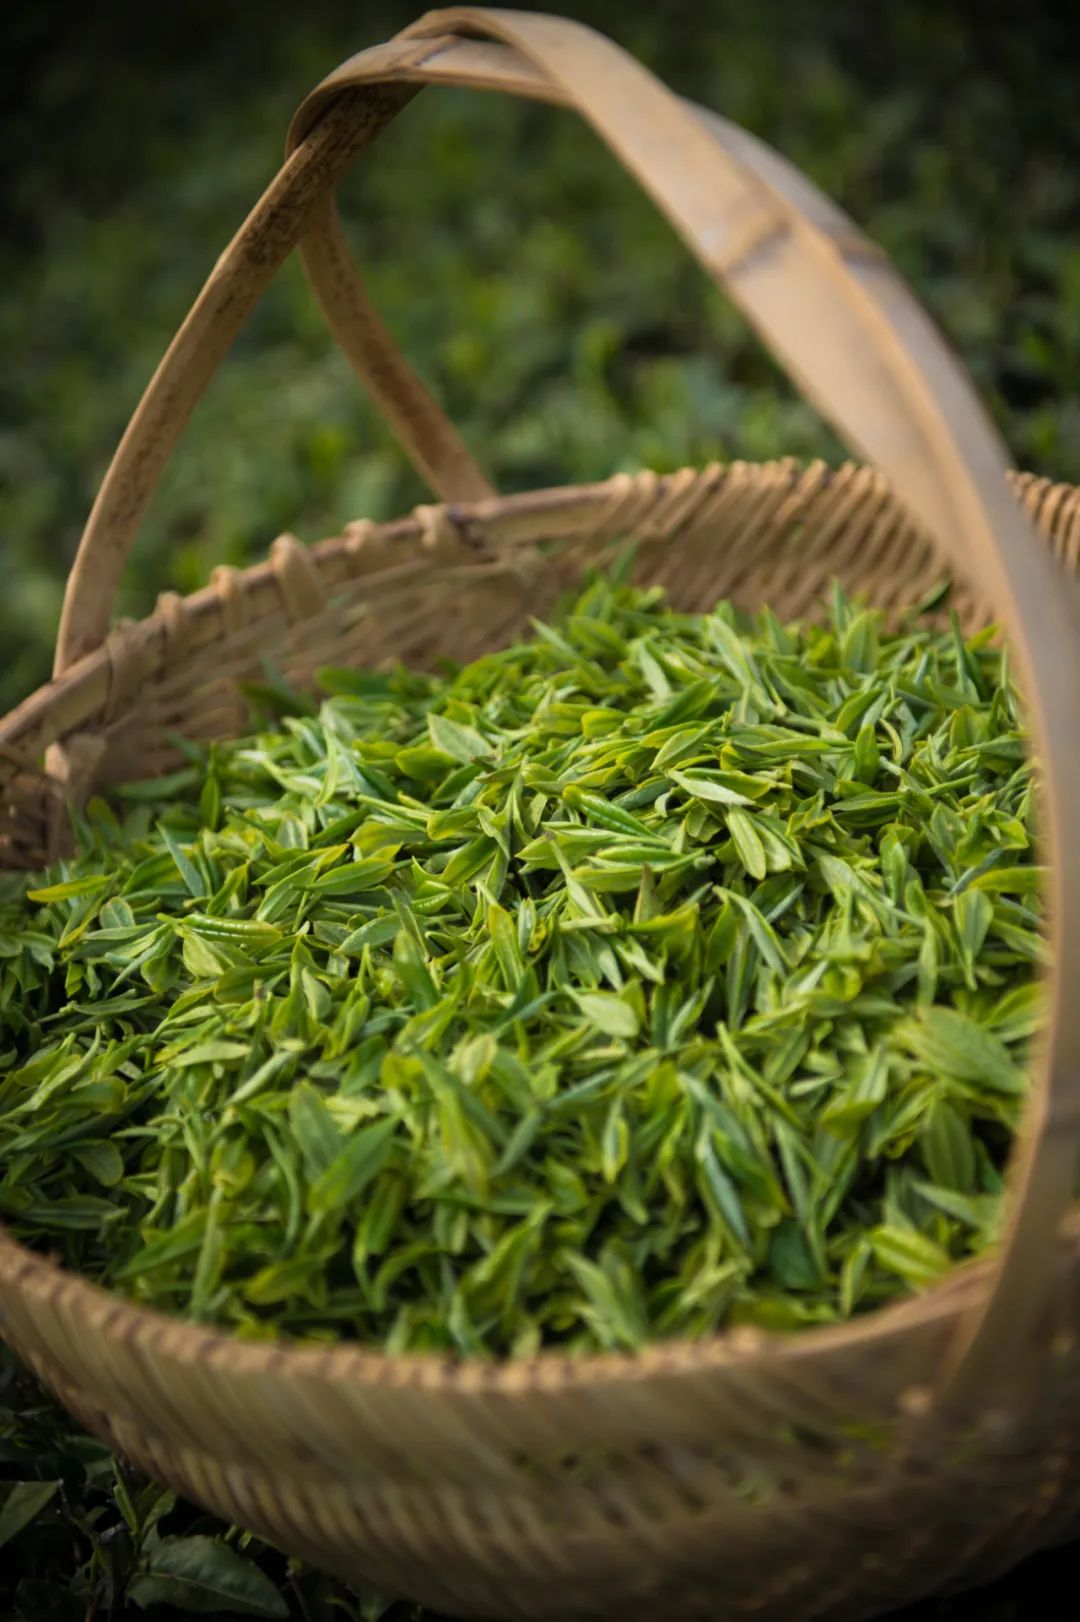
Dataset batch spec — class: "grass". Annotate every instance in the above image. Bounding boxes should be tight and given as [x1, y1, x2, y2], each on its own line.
[1, 0, 1078, 1615]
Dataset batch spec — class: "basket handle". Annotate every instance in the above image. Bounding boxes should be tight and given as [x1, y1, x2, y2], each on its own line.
[54, 7, 1080, 1415]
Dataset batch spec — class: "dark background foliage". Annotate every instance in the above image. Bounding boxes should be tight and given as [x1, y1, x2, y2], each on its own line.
[2, 0, 1079, 1615]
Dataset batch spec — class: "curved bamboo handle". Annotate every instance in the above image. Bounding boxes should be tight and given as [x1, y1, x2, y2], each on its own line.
[53, 53, 493, 677]
[54, 7, 1080, 1415]
[296, 8, 1080, 1413]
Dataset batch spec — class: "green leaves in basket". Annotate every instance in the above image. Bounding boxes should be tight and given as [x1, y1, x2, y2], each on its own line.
[0, 577, 1044, 1357]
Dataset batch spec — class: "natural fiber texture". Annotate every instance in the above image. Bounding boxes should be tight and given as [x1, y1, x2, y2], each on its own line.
[2, 455, 1068, 872]
[4, 10, 1080, 1619]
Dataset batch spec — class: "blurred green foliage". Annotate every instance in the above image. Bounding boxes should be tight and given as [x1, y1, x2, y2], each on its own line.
[2, 0, 1078, 712]
[1, 1, 1079, 1616]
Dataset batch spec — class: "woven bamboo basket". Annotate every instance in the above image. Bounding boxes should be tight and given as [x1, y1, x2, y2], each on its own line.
[4, 9, 1080, 1619]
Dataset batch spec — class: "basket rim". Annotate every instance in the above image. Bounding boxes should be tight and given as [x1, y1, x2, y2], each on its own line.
[0, 458, 1059, 780]
[6, 1216, 1080, 1396]
[0, 454, 1075, 1399]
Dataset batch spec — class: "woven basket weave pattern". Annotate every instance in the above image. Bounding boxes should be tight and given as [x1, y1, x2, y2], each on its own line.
[4, 8, 1080, 1618]
[2, 1213, 1080, 1618]
[4, 457, 1058, 873]
[2, 461, 1079, 1620]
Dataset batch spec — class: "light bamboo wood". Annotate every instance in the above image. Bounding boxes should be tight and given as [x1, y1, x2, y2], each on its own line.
[3, 12, 1080, 1618]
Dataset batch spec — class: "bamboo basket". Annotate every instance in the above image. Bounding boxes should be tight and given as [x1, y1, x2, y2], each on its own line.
[4, 10, 1080, 1619]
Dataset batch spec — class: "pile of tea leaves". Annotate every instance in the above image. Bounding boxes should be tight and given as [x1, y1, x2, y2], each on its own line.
[0, 576, 1044, 1356]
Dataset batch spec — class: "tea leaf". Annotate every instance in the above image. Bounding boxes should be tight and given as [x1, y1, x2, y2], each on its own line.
[428, 712, 492, 762]
[898, 1007, 1025, 1094]
[126, 1536, 288, 1617]
[307, 1117, 399, 1213]
[0, 1482, 61, 1550]
[570, 992, 641, 1040]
